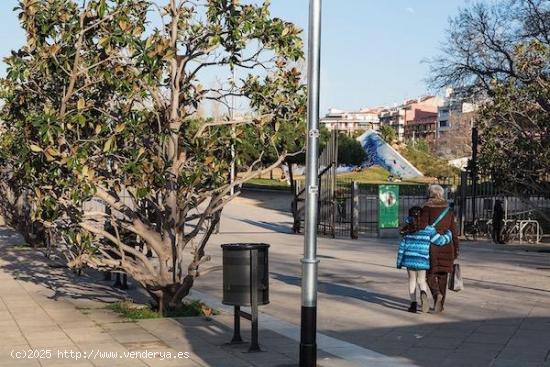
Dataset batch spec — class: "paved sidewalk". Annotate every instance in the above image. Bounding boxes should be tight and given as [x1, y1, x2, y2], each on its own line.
[196, 196, 550, 367]
[2, 190, 550, 367]
[0, 227, 398, 367]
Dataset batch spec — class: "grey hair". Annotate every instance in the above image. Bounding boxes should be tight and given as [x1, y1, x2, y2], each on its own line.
[428, 184, 445, 200]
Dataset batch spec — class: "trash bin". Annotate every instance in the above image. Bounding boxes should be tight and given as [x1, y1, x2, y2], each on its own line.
[221, 243, 270, 306]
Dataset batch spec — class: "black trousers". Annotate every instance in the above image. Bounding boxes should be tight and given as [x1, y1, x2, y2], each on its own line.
[493, 220, 504, 243]
[427, 272, 448, 305]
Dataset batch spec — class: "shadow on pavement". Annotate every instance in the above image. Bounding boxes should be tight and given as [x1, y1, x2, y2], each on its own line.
[239, 189, 293, 214]
[0, 227, 149, 305]
[322, 316, 550, 367]
[238, 219, 294, 234]
[272, 272, 408, 312]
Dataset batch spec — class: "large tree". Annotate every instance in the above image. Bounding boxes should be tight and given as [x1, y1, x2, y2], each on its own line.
[0, 0, 305, 314]
[378, 125, 397, 145]
[337, 133, 366, 167]
[477, 42, 550, 196]
[430, 0, 549, 198]
[430, 0, 549, 95]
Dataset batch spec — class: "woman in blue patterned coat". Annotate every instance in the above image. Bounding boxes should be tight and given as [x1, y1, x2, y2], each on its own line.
[397, 206, 452, 313]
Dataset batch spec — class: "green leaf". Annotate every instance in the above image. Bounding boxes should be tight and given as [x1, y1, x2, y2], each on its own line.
[97, 0, 106, 18]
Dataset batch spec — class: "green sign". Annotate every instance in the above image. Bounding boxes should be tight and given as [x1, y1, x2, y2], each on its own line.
[379, 185, 400, 229]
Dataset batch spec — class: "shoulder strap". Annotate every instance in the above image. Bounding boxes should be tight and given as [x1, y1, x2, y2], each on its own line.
[432, 207, 450, 227]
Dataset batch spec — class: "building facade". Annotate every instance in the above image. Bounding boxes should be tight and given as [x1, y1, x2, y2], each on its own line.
[437, 89, 477, 139]
[321, 92, 477, 147]
[320, 108, 382, 135]
[378, 107, 406, 141]
[378, 96, 443, 142]
[402, 96, 443, 142]
[435, 89, 478, 159]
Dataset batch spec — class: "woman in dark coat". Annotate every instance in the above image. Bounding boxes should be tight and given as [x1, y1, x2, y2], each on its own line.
[417, 184, 459, 313]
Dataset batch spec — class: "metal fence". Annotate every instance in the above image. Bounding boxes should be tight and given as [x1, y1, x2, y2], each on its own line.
[292, 130, 339, 236]
[453, 172, 550, 240]
[293, 180, 443, 238]
[291, 134, 550, 243]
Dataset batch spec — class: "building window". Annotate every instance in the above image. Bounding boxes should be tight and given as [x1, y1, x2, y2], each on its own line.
[440, 120, 449, 128]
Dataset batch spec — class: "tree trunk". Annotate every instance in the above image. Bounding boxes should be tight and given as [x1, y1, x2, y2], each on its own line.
[287, 161, 294, 192]
[150, 277, 195, 316]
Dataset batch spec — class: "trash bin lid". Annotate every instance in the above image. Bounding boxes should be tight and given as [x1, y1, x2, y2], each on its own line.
[221, 243, 270, 250]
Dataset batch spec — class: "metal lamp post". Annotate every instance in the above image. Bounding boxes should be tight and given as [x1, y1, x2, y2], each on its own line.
[230, 68, 236, 197]
[300, 1, 322, 366]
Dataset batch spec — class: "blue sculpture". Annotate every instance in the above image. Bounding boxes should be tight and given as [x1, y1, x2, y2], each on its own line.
[357, 130, 423, 179]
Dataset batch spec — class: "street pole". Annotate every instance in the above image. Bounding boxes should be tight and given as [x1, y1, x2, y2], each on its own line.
[230, 68, 236, 196]
[300, 1, 322, 366]
[471, 126, 479, 224]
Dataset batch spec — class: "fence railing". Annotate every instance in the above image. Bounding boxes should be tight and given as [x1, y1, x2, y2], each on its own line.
[292, 160, 550, 242]
[293, 180, 439, 238]
[453, 172, 550, 241]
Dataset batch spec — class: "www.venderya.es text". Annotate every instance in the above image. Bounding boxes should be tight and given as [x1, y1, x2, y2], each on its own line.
[11, 349, 191, 361]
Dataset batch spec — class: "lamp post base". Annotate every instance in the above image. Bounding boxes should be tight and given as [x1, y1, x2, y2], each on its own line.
[299, 306, 317, 367]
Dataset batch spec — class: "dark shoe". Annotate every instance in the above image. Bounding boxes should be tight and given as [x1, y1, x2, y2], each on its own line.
[407, 302, 418, 313]
[434, 294, 444, 313]
[420, 291, 429, 313]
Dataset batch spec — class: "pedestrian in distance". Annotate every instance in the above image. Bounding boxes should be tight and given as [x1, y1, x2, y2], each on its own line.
[397, 206, 453, 313]
[492, 199, 505, 244]
[417, 184, 460, 313]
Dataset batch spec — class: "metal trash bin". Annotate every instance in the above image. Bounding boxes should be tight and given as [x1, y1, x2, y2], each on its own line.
[221, 243, 270, 352]
[221, 243, 269, 306]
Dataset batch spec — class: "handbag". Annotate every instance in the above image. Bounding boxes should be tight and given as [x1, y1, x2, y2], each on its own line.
[448, 263, 463, 292]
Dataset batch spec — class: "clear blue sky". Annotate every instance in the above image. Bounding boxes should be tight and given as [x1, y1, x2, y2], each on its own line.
[0, 0, 473, 113]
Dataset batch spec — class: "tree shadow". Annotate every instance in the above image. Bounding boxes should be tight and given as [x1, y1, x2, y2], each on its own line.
[239, 188, 293, 214]
[320, 316, 550, 367]
[2, 226, 550, 366]
[150, 296, 550, 367]
[238, 219, 294, 234]
[0, 226, 149, 305]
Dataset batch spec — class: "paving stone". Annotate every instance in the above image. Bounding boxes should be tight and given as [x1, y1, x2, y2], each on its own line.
[441, 359, 494, 367]
[142, 355, 203, 367]
[39, 358, 96, 367]
[0, 359, 41, 367]
[454, 342, 502, 357]
[412, 335, 464, 350]
[1, 219, 550, 367]
[466, 332, 511, 345]
[26, 334, 76, 349]
[491, 359, 542, 367]
[497, 347, 549, 363]
[476, 324, 519, 335]
[393, 347, 451, 367]
[110, 330, 160, 344]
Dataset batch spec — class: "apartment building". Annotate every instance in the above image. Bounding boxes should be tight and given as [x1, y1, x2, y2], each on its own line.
[402, 96, 443, 142]
[437, 89, 477, 139]
[320, 108, 382, 135]
[378, 107, 406, 141]
[379, 96, 443, 142]
[321, 92, 476, 147]
[435, 89, 478, 158]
